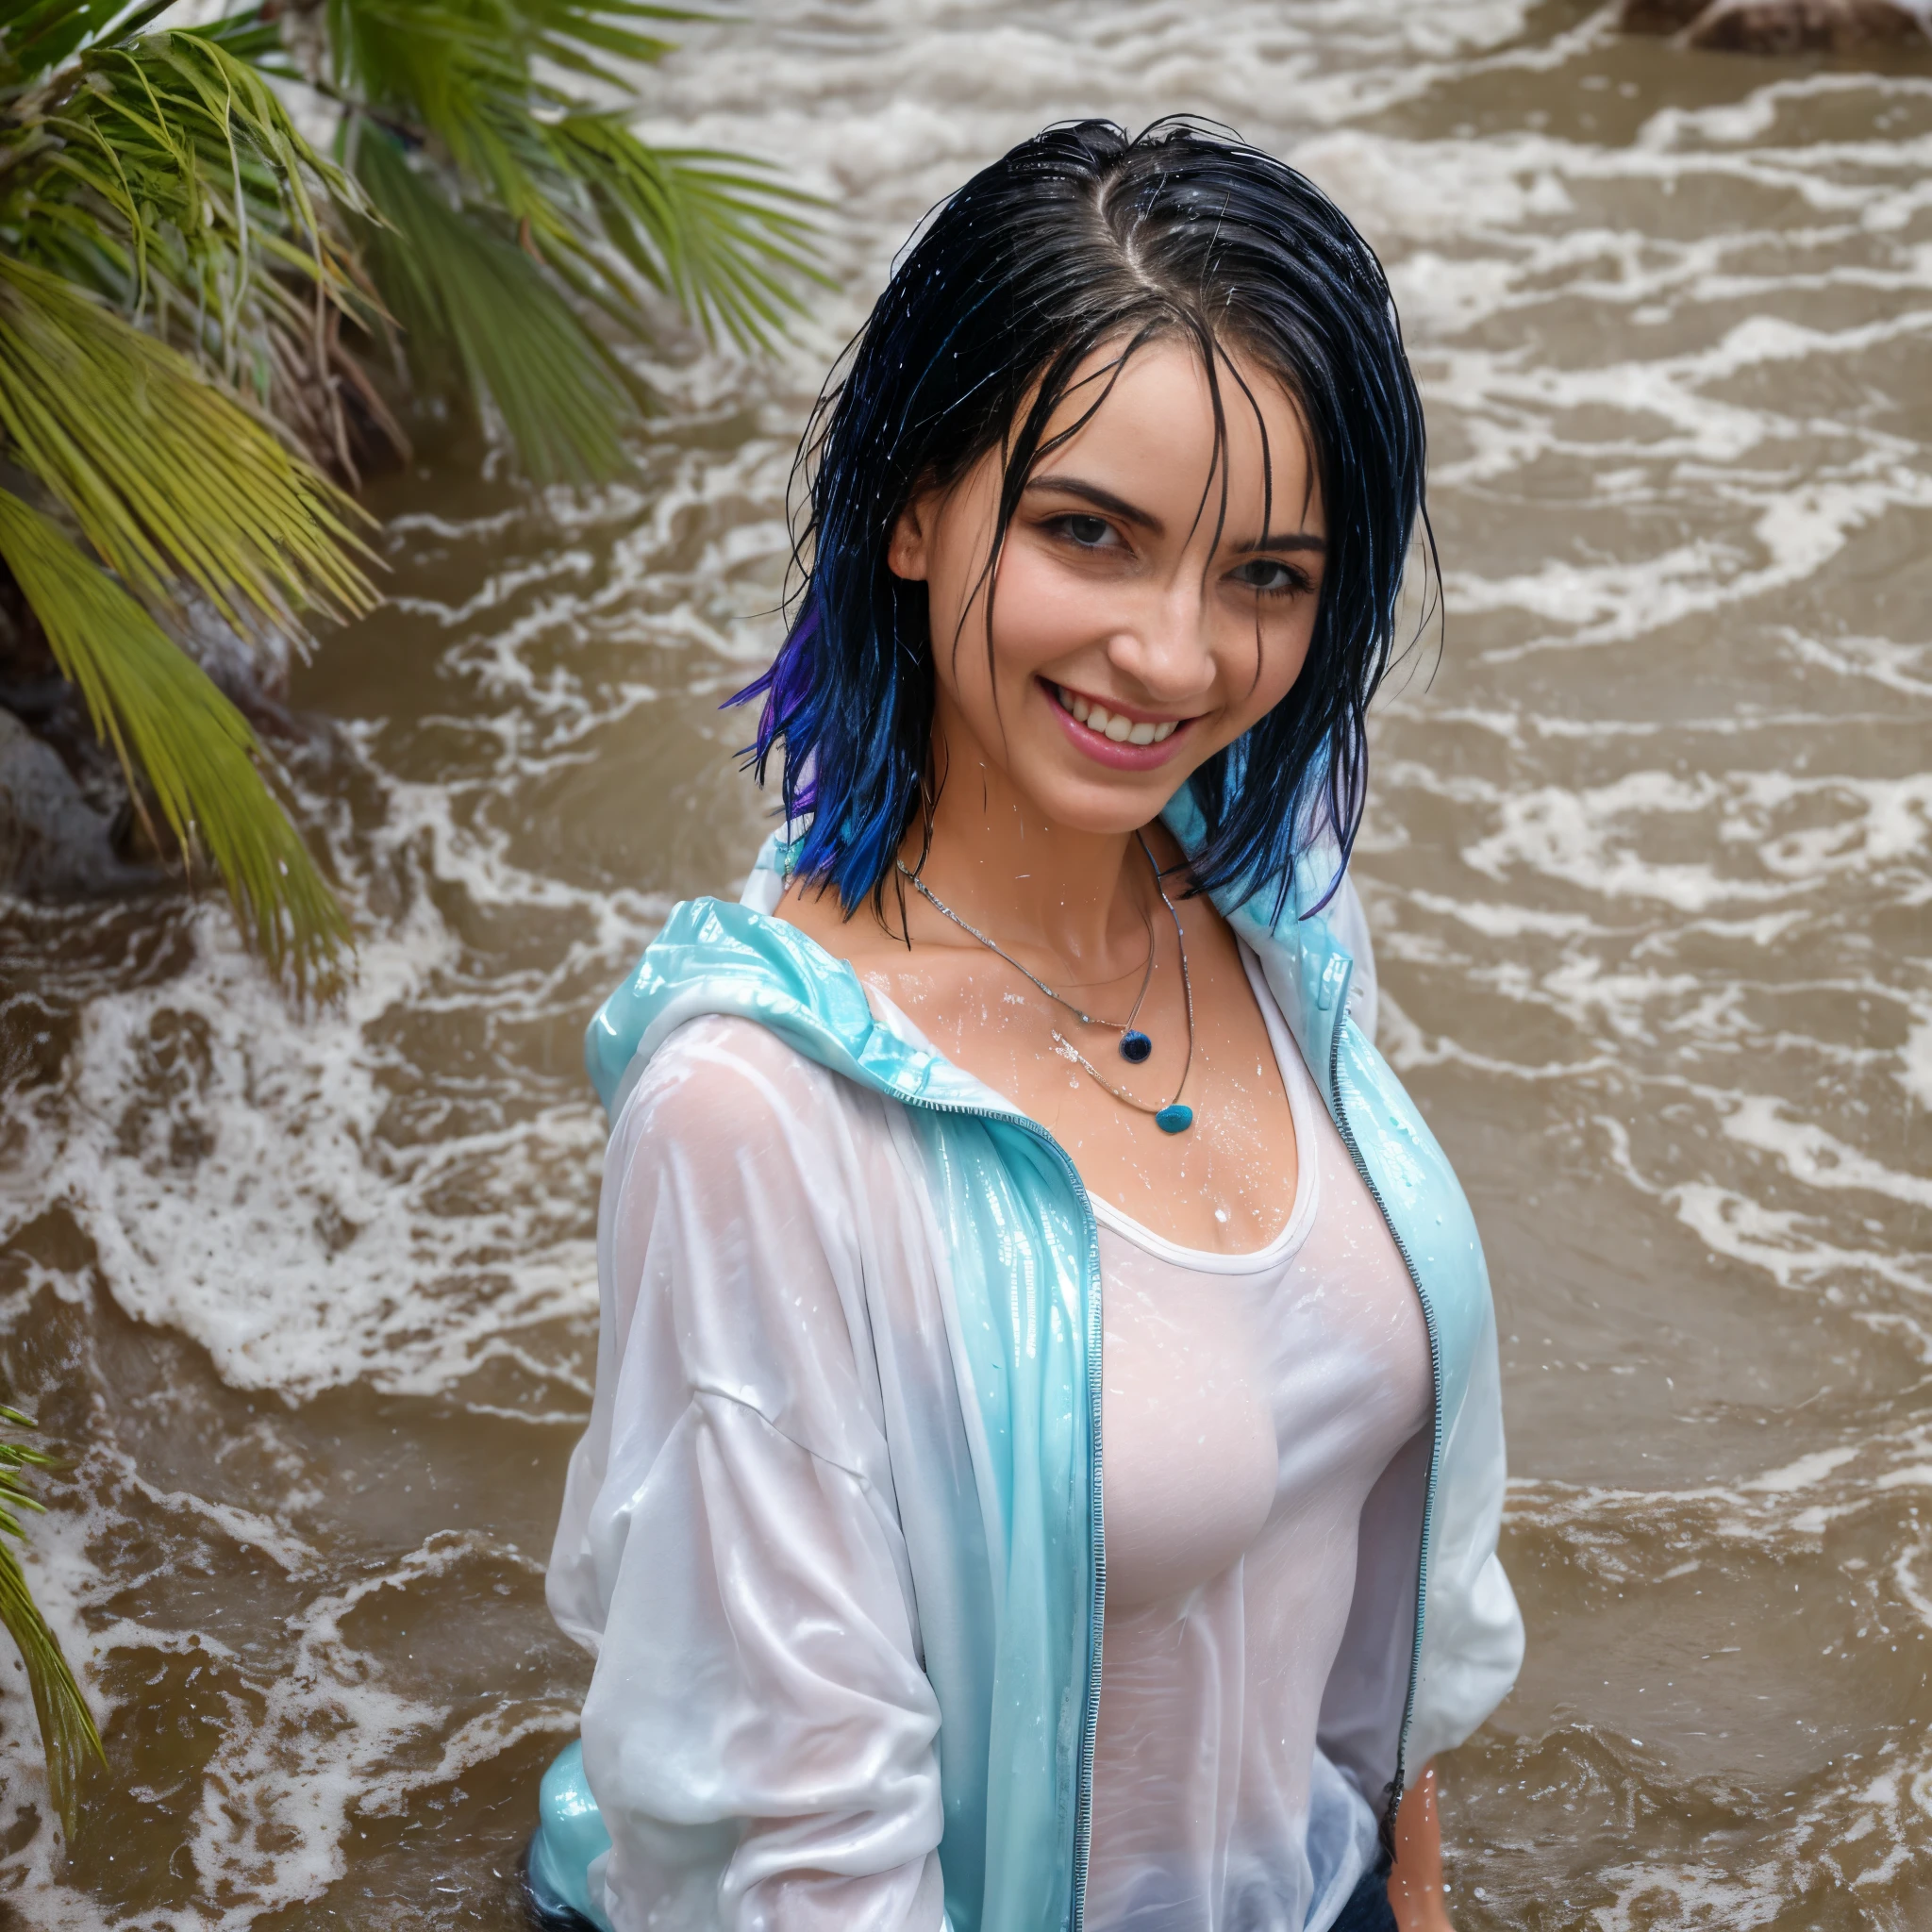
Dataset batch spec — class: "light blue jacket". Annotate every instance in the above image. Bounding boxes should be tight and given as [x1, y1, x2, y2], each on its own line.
[534, 791, 1523, 1931]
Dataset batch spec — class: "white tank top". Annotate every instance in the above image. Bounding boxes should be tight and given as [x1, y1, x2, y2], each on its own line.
[1085, 949, 1433, 1932]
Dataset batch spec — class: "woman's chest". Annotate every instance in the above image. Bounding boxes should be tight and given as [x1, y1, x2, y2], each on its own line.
[1095, 1174, 1433, 1617]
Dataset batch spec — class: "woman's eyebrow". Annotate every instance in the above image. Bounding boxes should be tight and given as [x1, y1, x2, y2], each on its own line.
[1232, 530, 1326, 555]
[1025, 473, 1163, 533]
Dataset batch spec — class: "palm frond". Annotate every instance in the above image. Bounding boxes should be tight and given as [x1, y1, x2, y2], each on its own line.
[0, 17, 381, 465]
[547, 120, 826, 351]
[326, 0, 608, 214]
[0, 0, 822, 984]
[329, 0, 820, 408]
[0, 0, 163, 91]
[0, 256, 377, 628]
[0, 1404, 104, 1836]
[0, 488, 352, 985]
[0, 16, 388, 478]
[327, 0, 693, 121]
[353, 126, 636, 485]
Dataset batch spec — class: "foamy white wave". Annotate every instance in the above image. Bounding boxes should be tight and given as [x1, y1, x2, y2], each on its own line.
[1596, 1115, 1932, 1303]
[1407, 890, 1601, 941]
[181, 1534, 552, 1926]
[4, 913, 593, 1400]
[0, 703, 675, 1402]
[620, 0, 1561, 339]
[1372, 988, 1622, 1084]
[0, 1514, 575, 1931]
[0, 434, 777, 1424]
[1784, 628, 1932, 700]
[1717, 1094, 1932, 1212]
[1276, 88, 1932, 684]
[1461, 773, 1796, 914]
[1640, 72, 1932, 153]
[1453, 767, 1932, 910]
[1575, 1699, 1932, 1922]
[1901, 1023, 1932, 1111]
[1742, 1446, 1860, 1495]
[1461, 466, 1932, 658]
[1670, 1178, 1932, 1301]
[1507, 1474, 1852, 1557]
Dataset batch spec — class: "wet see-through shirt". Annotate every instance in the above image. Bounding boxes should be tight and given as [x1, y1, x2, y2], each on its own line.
[1085, 954, 1432, 1932]
[548, 946, 1436, 1932]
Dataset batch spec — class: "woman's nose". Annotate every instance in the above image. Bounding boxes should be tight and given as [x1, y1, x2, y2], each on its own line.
[1104, 587, 1219, 704]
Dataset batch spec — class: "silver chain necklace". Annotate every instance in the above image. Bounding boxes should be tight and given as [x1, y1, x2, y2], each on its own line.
[896, 830, 1197, 1135]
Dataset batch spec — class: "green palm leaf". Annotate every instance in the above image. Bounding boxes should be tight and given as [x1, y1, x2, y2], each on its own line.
[327, 0, 818, 475]
[0, 489, 351, 985]
[0, 0, 163, 89]
[548, 119, 825, 352]
[0, 256, 377, 628]
[0, 1, 819, 982]
[2, 18, 380, 470]
[0, 1405, 104, 1835]
[326, 0, 692, 123]
[354, 127, 636, 485]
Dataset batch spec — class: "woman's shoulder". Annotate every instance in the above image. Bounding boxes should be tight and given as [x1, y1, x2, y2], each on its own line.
[610, 1012, 924, 1236]
[620, 1011, 861, 1142]
[596, 1010, 933, 1465]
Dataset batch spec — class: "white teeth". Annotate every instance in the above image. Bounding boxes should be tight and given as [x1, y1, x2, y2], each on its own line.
[1059, 688, 1182, 746]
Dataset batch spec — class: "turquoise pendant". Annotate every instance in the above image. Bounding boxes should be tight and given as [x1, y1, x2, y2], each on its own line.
[1155, 1104, 1193, 1135]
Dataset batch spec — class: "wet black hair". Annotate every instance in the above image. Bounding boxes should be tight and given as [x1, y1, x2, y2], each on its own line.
[733, 115, 1435, 921]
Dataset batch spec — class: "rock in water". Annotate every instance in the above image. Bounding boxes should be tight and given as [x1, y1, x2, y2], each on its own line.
[1619, 0, 1932, 46]
[0, 707, 145, 894]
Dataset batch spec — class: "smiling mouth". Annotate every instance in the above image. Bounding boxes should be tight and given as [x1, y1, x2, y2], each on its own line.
[1051, 683, 1185, 746]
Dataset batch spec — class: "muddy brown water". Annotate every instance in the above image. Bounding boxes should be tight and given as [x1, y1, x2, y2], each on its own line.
[2, 3, 1929, 1925]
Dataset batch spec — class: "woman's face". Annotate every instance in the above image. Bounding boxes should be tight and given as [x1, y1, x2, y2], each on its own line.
[889, 334, 1327, 836]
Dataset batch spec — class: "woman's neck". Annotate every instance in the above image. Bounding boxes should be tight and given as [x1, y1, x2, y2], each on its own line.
[902, 724, 1156, 980]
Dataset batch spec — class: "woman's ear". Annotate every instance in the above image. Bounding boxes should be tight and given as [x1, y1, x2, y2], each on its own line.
[888, 492, 933, 582]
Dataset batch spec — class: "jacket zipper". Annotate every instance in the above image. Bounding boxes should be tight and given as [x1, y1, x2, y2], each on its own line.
[892, 1087, 1107, 1932]
[1323, 960, 1444, 1858]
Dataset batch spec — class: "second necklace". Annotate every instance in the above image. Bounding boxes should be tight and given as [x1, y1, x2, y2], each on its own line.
[898, 830, 1197, 1135]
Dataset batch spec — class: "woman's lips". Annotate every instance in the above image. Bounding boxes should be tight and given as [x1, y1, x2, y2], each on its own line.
[1043, 679, 1198, 770]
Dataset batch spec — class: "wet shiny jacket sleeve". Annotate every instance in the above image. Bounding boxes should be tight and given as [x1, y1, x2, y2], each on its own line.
[546, 1020, 949, 1932]
[1407, 1286, 1523, 1769]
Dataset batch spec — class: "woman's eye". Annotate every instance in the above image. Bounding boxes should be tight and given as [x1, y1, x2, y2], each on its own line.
[1230, 558, 1307, 596]
[1058, 514, 1115, 549]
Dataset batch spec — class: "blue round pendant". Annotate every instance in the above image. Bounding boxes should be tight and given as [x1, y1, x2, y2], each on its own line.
[1155, 1104, 1193, 1135]
[1120, 1029, 1152, 1064]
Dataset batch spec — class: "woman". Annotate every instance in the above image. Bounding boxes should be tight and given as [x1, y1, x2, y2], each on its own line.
[532, 120, 1523, 1932]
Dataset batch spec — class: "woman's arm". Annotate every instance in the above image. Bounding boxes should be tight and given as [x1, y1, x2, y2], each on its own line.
[550, 1023, 949, 1930]
[1387, 1762, 1455, 1932]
